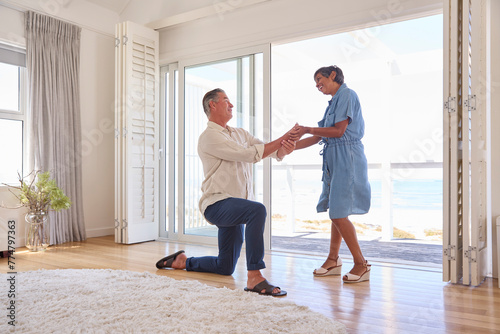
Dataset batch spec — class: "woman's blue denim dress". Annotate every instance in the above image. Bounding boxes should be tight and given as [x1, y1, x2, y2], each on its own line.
[316, 83, 371, 219]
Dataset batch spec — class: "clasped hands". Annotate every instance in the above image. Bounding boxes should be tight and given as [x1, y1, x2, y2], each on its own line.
[278, 123, 308, 156]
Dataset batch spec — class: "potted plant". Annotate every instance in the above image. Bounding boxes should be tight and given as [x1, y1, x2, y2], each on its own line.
[2, 171, 71, 251]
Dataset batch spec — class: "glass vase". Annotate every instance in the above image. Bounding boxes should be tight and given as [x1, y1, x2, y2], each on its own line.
[25, 211, 50, 252]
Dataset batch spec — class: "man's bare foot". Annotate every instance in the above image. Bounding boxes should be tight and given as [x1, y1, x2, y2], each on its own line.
[158, 252, 187, 269]
[247, 270, 281, 295]
[170, 253, 187, 269]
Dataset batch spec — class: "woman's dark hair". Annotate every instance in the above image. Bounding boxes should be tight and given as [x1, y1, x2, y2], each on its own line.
[314, 65, 344, 85]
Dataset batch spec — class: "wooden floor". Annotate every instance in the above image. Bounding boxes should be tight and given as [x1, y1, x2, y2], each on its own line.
[2, 235, 500, 334]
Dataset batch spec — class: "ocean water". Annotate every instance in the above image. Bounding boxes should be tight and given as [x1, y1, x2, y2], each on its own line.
[271, 169, 444, 235]
[371, 179, 443, 210]
[272, 171, 443, 210]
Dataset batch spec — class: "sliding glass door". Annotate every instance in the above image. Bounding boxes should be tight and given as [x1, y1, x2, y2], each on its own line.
[160, 46, 269, 244]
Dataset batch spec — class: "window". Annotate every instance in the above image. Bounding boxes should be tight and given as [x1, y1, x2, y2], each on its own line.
[0, 44, 27, 185]
[183, 54, 264, 238]
[160, 47, 268, 243]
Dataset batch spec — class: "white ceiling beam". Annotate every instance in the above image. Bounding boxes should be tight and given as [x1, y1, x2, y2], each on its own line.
[146, 0, 270, 30]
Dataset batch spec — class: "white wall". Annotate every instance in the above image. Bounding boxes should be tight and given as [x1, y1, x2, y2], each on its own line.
[0, 2, 117, 246]
[0, 4, 23, 45]
[0, 0, 117, 35]
[79, 28, 116, 238]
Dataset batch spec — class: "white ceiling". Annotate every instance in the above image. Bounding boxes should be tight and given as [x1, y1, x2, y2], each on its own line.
[83, 0, 271, 29]
[84, 0, 217, 17]
[85, 0, 132, 14]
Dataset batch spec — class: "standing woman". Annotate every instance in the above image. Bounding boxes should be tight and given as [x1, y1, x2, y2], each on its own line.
[291, 65, 371, 283]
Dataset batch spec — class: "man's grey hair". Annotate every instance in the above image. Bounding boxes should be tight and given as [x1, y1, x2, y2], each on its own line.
[202, 88, 225, 117]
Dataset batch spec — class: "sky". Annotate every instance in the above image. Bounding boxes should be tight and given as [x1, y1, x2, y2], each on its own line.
[271, 14, 444, 168]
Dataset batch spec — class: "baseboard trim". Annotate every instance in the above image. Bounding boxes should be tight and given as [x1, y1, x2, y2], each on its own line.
[86, 227, 114, 238]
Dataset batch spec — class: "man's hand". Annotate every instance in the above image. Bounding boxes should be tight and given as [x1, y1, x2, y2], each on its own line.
[277, 139, 296, 159]
[267, 124, 299, 159]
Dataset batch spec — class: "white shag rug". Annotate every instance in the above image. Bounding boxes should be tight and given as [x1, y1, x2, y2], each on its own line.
[1, 269, 346, 334]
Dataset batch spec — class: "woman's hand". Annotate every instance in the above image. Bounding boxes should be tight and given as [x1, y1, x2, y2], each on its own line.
[289, 124, 309, 141]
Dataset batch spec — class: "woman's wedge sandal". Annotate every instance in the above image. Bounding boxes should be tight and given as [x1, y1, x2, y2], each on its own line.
[343, 260, 371, 283]
[313, 256, 342, 276]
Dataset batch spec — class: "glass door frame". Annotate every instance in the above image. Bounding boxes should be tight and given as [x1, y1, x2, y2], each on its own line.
[159, 63, 178, 239]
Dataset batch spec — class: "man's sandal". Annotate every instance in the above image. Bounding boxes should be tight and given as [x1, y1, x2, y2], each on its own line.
[155, 250, 185, 269]
[244, 279, 287, 297]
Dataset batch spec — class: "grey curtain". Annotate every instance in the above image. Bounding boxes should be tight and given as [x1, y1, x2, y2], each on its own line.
[25, 11, 86, 243]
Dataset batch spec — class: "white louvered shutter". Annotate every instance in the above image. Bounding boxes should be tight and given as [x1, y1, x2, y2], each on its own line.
[443, 0, 489, 286]
[115, 22, 159, 244]
[466, 0, 488, 286]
